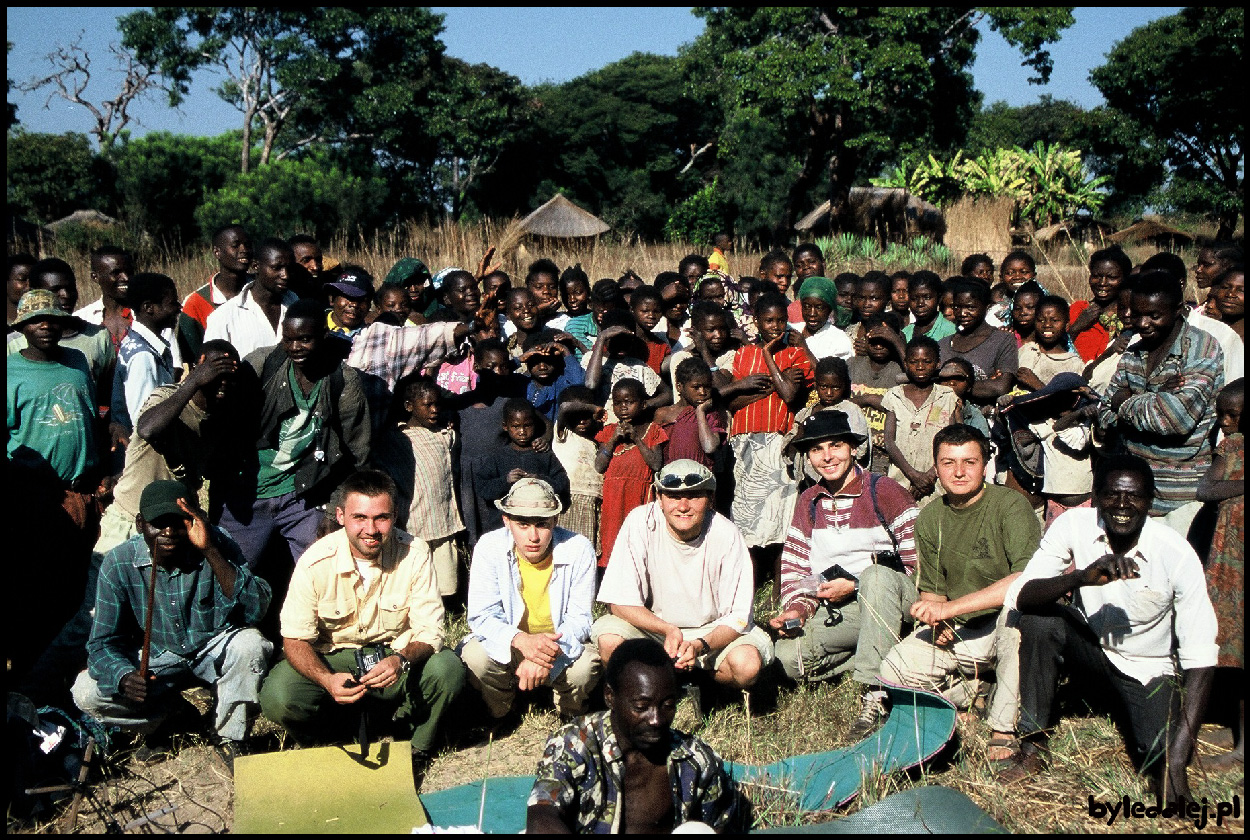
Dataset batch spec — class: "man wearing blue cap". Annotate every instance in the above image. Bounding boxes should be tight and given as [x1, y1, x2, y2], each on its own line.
[72, 480, 272, 750]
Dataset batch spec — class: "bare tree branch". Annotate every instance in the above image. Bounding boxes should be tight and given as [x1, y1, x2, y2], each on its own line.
[679, 141, 715, 175]
[19, 34, 168, 152]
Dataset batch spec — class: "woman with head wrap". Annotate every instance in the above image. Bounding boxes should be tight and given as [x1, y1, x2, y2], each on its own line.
[789, 276, 854, 362]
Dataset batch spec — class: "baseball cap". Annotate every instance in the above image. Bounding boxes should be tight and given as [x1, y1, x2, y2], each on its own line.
[139, 480, 193, 522]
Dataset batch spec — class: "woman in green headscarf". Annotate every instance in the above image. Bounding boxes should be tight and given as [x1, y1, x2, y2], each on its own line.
[792, 276, 854, 362]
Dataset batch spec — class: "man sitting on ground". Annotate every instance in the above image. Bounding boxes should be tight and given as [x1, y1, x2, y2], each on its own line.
[591, 459, 772, 695]
[770, 411, 920, 740]
[460, 478, 600, 723]
[258, 469, 465, 792]
[875, 424, 1040, 765]
[527, 637, 740, 833]
[998, 454, 1216, 804]
[72, 481, 272, 752]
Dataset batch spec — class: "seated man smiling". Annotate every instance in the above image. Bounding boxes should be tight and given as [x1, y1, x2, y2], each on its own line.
[591, 460, 772, 694]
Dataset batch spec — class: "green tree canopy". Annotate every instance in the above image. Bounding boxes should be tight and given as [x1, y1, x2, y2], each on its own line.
[7, 130, 112, 222]
[967, 96, 1085, 154]
[111, 131, 241, 246]
[194, 151, 388, 241]
[684, 7, 1075, 239]
[1087, 6, 1243, 237]
[476, 52, 716, 238]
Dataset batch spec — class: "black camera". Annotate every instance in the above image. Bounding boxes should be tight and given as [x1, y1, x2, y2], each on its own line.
[820, 563, 856, 583]
[354, 645, 387, 679]
[872, 551, 905, 574]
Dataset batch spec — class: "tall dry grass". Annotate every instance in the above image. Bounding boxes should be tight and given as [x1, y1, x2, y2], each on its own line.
[26, 215, 1205, 306]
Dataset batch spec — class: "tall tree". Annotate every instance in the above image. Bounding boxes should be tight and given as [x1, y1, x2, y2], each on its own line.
[477, 53, 715, 237]
[685, 7, 1074, 238]
[1087, 7, 1243, 238]
[120, 8, 350, 172]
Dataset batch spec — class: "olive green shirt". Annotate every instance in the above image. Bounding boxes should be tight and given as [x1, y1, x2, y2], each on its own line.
[914, 484, 1040, 622]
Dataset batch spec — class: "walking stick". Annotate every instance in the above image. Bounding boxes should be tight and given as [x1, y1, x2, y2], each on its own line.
[138, 558, 159, 679]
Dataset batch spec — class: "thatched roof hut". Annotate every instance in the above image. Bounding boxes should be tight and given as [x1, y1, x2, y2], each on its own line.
[1034, 218, 1115, 247]
[46, 209, 121, 231]
[517, 195, 610, 238]
[1107, 219, 1194, 248]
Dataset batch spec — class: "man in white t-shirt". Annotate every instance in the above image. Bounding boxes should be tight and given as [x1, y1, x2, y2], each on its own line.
[591, 460, 772, 693]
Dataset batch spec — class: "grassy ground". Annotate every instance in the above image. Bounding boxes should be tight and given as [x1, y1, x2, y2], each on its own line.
[16, 588, 1242, 834]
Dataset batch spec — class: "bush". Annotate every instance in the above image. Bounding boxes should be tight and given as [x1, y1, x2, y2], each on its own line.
[194, 156, 389, 242]
[7, 130, 113, 223]
[664, 178, 728, 244]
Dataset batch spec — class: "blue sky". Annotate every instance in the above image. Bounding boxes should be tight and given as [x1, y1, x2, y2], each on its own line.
[7, 7, 1181, 140]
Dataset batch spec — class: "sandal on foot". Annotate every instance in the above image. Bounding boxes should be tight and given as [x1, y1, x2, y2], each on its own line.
[986, 733, 1020, 767]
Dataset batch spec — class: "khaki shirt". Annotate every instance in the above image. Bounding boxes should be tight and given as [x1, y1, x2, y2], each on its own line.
[280, 528, 444, 654]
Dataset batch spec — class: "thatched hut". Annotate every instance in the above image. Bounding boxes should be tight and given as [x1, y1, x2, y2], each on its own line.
[517, 195, 610, 239]
[1107, 219, 1194, 249]
[46, 209, 122, 231]
[1034, 218, 1115, 248]
[795, 188, 944, 243]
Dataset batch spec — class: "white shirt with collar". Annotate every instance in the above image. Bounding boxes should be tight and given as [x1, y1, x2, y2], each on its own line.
[1004, 507, 1218, 685]
[1187, 307, 1244, 382]
[203, 281, 298, 359]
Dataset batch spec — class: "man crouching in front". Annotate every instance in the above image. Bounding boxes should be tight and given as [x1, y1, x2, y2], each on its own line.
[258, 469, 465, 791]
[526, 637, 740, 834]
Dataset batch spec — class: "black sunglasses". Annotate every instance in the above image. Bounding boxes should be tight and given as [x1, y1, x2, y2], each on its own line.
[659, 472, 706, 489]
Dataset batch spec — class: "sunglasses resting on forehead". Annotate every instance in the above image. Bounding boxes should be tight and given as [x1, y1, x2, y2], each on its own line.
[659, 472, 707, 490]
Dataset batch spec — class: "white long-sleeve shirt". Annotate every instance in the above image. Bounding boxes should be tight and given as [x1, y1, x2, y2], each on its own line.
[1005, 508, 1218, 684]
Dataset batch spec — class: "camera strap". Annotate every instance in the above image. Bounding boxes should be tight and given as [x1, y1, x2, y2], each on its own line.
[867, 472, 900, 554]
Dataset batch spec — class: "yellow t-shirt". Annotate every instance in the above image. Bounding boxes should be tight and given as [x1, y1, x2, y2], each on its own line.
[517, 551, 555, 635]
[708, 248, 729, 274]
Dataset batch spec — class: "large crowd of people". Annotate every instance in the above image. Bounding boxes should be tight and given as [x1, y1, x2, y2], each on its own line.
[6, 232, 1244, 830]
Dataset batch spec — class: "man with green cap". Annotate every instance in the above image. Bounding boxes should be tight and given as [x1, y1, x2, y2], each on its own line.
[789, 276, 854, 361]
[72, 480, 273, 750]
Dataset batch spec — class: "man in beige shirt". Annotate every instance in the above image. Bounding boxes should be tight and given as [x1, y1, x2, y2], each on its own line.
[258, 469, 465, 791]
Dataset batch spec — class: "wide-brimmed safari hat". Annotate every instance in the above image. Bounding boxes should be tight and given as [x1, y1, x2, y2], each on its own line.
[495, 477, 564, 518]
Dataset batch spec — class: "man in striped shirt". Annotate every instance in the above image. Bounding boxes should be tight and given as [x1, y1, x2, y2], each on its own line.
[770, 412, 920, 739]
[1097, 271, 1224, 536]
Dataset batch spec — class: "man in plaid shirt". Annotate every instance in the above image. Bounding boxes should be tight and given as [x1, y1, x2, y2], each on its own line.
[72, 480, 272, 748]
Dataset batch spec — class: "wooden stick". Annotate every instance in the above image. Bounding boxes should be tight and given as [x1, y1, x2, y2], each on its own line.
[138, 557, 159, 679]
[60, 736, 94, 833]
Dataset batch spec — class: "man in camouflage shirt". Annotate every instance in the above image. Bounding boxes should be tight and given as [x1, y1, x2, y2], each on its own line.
[526, 638, 738, 834]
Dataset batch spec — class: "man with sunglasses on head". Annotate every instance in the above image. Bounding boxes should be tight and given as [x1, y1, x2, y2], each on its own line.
[591, 460, 772, 694]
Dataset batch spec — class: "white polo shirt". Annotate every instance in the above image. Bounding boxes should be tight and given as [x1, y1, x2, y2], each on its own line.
[203, 281, 298, 358]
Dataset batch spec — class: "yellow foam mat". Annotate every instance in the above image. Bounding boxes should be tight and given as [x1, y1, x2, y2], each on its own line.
[234, 743, 428, 833]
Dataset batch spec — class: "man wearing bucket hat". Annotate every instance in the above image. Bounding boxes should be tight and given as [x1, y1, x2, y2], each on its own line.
[592, 459, 772, 694]
[9, 289, 106, 691]
[769, 411, 921, 740]
[72, 480, 272, 751]
[460, 478, 600, 722]
[7, 289, 101, 490]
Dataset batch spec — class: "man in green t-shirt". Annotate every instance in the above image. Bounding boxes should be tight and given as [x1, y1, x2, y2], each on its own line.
[868, 425, 1039, 766]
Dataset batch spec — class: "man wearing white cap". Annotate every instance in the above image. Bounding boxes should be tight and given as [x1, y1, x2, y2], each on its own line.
[592, 459, 772, 692]
[460, 478, 600, 721]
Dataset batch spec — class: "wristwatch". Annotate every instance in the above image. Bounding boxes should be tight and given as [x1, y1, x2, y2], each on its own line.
[696, 638, 711, 656]
[393, 652, 411, 674]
